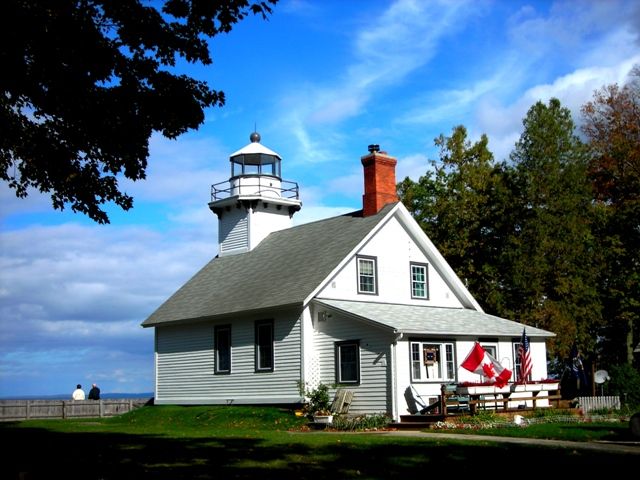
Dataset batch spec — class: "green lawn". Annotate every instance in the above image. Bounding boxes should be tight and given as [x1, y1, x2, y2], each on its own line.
[430, 420, 633, 442]
[1, 406, 636, 479]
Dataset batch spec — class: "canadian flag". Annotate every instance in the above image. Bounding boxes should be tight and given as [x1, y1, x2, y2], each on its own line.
[461, 342, 512, 387]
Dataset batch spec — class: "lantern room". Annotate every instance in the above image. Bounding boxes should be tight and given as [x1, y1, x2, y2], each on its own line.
[229, 132, 282, 178]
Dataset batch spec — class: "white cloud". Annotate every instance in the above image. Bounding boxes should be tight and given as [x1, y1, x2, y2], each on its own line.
[0, 219, 215, 395]
[399, 0, 640, 163]
[475, 57, 640, 161]
[121, 134, 229, 205]
[276, 0, 480, 164]
[400, 68, 517, 126]
[293, 204, 357, 226]
[396, 153, 431, 182]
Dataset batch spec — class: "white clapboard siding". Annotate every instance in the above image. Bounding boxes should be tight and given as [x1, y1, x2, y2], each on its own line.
[219, 212, 248, 254]
[155, 311, 302, 404]
[314, 313, 394, 416]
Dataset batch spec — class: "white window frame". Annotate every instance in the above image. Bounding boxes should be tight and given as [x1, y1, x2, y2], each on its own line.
[410, 262, 429, 299]
[410, 341, 455, 382]
[357, 256, 377, 295]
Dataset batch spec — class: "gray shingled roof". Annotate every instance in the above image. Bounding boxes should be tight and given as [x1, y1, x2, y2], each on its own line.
[142, 204, 396, 327]
[314, 299, 555, 338]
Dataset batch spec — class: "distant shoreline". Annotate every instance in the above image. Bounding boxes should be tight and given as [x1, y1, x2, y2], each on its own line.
[0, 392, 154, 400]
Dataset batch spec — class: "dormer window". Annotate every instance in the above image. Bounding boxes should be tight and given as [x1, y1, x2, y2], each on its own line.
[357, 256, 377, 295]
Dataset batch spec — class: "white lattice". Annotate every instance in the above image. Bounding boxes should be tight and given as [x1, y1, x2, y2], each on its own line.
[306, 354, 321, 391]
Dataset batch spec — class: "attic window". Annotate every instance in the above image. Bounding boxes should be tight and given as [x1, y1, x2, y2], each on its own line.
[357, 256, 377, 295]
[410, 263, 429, 299]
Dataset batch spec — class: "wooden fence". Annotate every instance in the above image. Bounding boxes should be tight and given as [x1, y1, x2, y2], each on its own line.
[577, 395, 621, 413]
[0, 398, 152, 422]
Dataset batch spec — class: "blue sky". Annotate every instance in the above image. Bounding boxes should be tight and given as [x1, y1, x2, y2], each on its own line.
[1, 0, 639, 397]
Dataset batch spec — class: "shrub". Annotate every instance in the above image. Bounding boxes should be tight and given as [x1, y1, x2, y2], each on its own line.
[607, 364, 640, 408]
[331, 413, 390, 431]
[303, 383, 332, 416]
[456, 410, 499, 425]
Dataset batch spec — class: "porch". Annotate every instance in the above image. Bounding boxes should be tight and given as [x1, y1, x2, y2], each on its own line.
[393, 381, 562, 429]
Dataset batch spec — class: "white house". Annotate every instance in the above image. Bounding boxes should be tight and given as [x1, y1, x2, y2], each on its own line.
[141, 134, 555, 421]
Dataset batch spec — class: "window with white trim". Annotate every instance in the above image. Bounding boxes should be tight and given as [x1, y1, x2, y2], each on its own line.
[255, 320, 274, 372]
[410, 263, 429, 299]
[410, 341, 455, 382]
[357, 256, 377, 294]
[336, 340, 360, 384]
[214, 325, 231, 374]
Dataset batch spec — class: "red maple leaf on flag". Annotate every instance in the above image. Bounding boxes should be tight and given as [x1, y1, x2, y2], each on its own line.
[482, 362, 495, 378]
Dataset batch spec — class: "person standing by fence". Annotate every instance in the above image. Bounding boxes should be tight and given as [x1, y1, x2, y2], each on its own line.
[88, 383, 100, 400]
[72, 384, 85, 400]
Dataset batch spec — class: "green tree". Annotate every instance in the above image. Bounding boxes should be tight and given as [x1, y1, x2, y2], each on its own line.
[581, 66, 640, 366]
[398, 125, 510, 313]
[1, 0, 277, 223]
[506, 98, 601, 360]
[607, 363, 640, 407]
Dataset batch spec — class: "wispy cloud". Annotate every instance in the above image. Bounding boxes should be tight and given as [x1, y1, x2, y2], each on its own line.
[474, 57, 640, 162]
[399, 0, 640, 162]
[277, 0, 479, 163]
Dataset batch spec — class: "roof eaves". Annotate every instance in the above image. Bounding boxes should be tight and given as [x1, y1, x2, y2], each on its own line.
[142, 301, 304, 328]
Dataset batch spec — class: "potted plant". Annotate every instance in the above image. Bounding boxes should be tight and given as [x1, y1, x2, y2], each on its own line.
[305, 382, 333, 424]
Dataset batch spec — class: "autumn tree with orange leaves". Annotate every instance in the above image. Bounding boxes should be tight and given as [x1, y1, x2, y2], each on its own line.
[581, 65, 640, 366]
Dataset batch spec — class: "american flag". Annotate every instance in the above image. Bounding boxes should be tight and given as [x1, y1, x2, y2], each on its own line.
[518, 328, 532, 382]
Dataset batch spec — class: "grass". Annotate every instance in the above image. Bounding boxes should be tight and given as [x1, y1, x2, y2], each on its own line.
[428, 408, 636, 442]
[1, 405, 637, 479]
[430, 421, 632, 442]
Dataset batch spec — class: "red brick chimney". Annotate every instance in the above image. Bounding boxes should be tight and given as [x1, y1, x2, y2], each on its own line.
[361, 145, 399, 217]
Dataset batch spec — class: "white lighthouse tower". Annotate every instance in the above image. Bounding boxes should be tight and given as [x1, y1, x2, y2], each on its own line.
[209, 132, 302, 256]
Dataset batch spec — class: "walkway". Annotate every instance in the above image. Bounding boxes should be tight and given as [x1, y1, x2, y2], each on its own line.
[380, 430, 640, 455]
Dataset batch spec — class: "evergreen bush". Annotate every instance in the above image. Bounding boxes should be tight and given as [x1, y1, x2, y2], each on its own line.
[607, 364, 640, 407]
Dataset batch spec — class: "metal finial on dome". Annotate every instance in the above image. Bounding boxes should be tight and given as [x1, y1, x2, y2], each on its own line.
[250, 131, 261, 143]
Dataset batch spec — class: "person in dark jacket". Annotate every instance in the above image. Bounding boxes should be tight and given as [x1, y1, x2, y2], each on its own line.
[88, 383, 100, 400]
